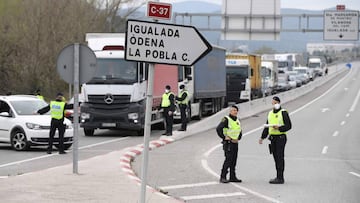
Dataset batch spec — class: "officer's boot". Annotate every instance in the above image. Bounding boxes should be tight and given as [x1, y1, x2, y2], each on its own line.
[269, 171, 284, 184]
[229, 171, 242, 183]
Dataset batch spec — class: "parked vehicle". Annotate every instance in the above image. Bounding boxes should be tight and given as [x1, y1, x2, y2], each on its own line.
[80, 33, 178, 136]
[225, 53, 262, 103]
[175, 45, 226, 120]
[261, 60, 278, 96]
[288, 71, 302, 87]
[0, 95, 73, 151]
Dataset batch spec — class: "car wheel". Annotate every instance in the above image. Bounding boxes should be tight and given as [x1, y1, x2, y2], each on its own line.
[84, 128, 94, 136]
[11, 130, 30, 151]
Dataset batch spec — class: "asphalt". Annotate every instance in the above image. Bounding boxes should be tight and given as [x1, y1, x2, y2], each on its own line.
[0, 65, 344, 203]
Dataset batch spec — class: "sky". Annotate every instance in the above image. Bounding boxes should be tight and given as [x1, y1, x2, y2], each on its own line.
[161, 0, 360, 11]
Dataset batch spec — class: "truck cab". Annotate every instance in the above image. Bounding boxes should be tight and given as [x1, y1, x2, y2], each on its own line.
[80, 33, 177, 136]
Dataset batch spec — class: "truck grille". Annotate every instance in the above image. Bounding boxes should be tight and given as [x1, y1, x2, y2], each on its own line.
[88, 95, 131, 105]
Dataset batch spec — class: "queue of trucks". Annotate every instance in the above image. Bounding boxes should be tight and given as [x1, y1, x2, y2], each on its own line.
[78, 33, 326, 136]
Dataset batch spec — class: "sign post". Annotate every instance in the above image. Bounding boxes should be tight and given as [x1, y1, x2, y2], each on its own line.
[125, 19, 211, 203]
[56, 43, 97, 174]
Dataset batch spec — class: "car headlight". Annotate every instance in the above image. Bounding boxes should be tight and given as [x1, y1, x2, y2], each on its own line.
[26, 122, 41, 130]
[128, 113, 139, 120]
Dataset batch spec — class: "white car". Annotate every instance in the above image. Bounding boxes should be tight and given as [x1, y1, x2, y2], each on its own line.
[0, 95, 73, 151]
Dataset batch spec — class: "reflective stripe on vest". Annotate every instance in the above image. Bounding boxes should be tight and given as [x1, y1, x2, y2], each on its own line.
[267, 109, 287, 135]
[50, 101, 65, 120]
[178, 90, 189, 105]
[223, 116, 241, 140]
[161, 92, 174, 107]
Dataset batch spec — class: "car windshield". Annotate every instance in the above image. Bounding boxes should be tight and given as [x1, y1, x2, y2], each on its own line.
[10, 100, 48, 115]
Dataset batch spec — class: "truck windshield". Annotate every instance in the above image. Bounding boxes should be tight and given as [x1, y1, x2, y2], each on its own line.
[226, 66, 248, 78]
[308, 63, 320, 68]
[88, 59, 137, 84]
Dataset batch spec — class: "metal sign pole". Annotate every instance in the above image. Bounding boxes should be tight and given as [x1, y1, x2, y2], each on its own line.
[73, 43, 79, 174]
[139, 63, 154, 203]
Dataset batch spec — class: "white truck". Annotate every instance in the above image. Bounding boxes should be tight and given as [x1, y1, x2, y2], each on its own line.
[308, 57, 325, 77]
[261, 60, 278, 96]
[80, 33, 178, 136]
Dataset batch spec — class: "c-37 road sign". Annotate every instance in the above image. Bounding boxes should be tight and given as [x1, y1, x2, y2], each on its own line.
[125, 19, 212, 66]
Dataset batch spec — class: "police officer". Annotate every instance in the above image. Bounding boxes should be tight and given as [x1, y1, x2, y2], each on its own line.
[38, 93, 73, 154]
[161, 85, 175, 136]
[216, 105, 242, 183]
[176, 84, 189, 131]
[259, 96, 292, 184]
[36, 89, 44, 100]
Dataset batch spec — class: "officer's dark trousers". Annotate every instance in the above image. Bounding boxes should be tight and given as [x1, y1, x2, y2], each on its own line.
[221, 142, 238, 179]
[270, 135, 287, 180]
[48, 119, 65, 152]
[179, 104, 187, 130]
[163, 108, 173, 135]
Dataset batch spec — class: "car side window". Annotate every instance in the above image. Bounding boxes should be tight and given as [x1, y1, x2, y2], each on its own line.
[0, 101, 11, 116]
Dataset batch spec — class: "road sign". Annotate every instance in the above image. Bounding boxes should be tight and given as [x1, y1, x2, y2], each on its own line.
[125, 19, 212, 66]
[57, 44, 97, 84]
[324, 10, 359, 41]
[147, 1, 172, 20]
[336, 5, 345, 11]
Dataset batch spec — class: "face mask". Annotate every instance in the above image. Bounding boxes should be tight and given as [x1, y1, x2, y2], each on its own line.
[274, 103, 281, 110]
[165, 89, 170, 93]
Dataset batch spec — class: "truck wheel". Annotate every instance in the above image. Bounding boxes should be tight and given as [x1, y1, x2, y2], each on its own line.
[84, 128, 94, 136]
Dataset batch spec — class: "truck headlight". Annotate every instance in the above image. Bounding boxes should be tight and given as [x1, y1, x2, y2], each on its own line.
[81, 113, 90, 120]
[26, 123, 41, 130]
[128, 113, 139, 120]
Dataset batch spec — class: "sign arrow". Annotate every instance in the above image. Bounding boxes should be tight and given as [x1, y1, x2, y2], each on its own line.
[125, 19, 212, 66]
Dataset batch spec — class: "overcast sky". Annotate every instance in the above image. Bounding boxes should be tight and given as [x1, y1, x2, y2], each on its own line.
[161, 0, 360, 11]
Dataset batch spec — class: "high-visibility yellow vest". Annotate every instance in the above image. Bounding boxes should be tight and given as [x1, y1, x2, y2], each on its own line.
[267, 109, 287, 135]
[37, 95, 44, 100]
[223, 116, 241, 140]
[50, 101, 65, 120]
[161, 92, 174, 107]
[178, 90, 189, 105]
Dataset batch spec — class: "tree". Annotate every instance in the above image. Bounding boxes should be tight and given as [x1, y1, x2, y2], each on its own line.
[0, 0, 144, 98]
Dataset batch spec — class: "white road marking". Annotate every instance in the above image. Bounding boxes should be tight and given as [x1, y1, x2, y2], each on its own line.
[181, 192, 245, 201]
[346, 113, 350, 117]
[159, 181, 218, 190]
[200, 69, 352, 203]
[349, 172, 360, 178]
[0, 137, 129, 169]
[349, 88, 360, 112]
[322, 146, 328, 154]
[321, 108, 330, 112]
[340, 121, 346, 126]
[201, 159, 282, 203]
[332, 131, 339, 137]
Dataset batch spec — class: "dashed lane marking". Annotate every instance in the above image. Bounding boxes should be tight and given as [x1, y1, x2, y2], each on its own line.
[322, 146, 328, 154]
[332, 131, 339, 137]
[349, 172, 360, 178]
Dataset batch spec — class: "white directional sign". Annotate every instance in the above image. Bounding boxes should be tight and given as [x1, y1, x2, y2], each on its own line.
[324, 10, 359, 41]
[125, 19, 212, 66]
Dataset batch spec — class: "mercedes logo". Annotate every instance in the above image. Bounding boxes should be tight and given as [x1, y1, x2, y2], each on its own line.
[104, 94, 114, 104]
